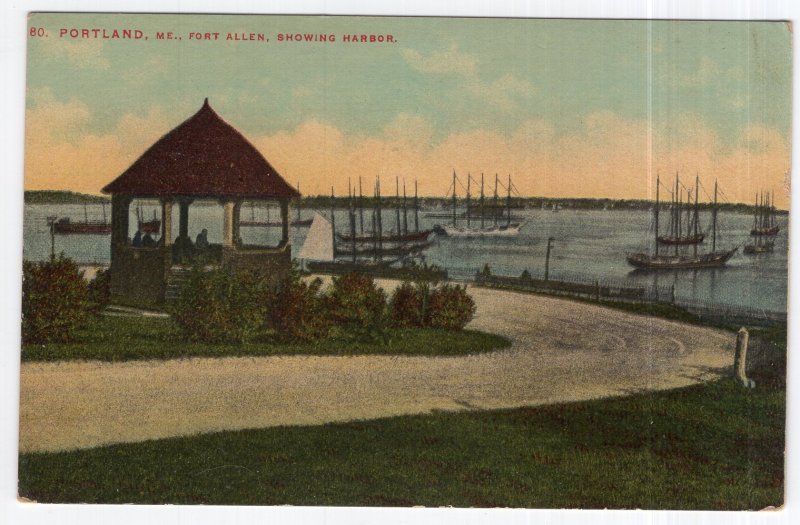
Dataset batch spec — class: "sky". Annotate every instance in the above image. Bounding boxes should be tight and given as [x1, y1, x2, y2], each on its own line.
[24, 13, 792, 208]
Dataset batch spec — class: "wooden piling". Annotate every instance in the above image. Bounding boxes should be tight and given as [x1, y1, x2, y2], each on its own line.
[734, 327, 755, 388]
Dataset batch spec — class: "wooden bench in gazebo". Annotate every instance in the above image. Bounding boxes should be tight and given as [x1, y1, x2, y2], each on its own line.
[102, 98, 300, 305]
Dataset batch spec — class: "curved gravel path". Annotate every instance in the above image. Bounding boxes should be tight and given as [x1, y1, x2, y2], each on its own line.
[19, 285, 735, 453]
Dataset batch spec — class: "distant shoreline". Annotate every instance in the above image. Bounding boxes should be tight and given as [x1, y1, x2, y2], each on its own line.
[23, 189, 789, 214]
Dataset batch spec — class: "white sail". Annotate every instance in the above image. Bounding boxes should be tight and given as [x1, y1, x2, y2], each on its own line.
[298, 212, 334, 261]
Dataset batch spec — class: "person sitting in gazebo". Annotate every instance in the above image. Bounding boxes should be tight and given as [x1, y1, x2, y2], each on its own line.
[195, 229, 209, 250]
[142, 232, 156, 248]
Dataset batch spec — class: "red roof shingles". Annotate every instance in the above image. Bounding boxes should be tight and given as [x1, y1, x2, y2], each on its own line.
[102, 99, 300, 199]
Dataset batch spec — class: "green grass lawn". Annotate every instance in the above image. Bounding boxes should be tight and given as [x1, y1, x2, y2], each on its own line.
[21, 314, 510, 362]
[18, 375, 784, 509]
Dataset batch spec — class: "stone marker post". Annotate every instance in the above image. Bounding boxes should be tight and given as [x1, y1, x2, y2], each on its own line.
[734, 327, 755, 389]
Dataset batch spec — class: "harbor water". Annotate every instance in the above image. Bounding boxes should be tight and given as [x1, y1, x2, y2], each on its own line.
[23, 202, 789, 313]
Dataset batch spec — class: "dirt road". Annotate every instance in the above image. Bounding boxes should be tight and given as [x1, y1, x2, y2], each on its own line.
[19, 286, 734, 453]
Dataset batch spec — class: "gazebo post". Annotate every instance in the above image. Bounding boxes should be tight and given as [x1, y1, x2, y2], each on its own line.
[233, 200, 242, 246]
[280, 198, 289, 244]
[223, 200, 236, 247]
[178, 198, 191, 240]
[160, 199, 173, 246]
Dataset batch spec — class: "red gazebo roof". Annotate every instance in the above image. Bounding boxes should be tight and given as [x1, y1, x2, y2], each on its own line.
[102, 99, 300, 199]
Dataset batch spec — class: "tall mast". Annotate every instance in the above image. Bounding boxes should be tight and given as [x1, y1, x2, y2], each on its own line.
[753, 193, 758, 229]
[414, 180, 419, 233]
[506, 174, 512, 227]
[466, 174, 471, 228]
[296, 181, 302, 224]
[654, 173, 660, 255]
[712, 180, 718, 252]
[348, 181, 356, 262]
[493, 174, 499, 227]
[395, 176, 401, 235]
[674, 173, 679, 255]
[480, 173, 485, 228]
[402, 180, 408, 235]
[769, 190, 774, 227]
[376, 177, 383, 261]
[330, 186, 337, 259]
[358, 176, 364, 234]
[452, 170, 457, 227]
[693, 175, 699, 257]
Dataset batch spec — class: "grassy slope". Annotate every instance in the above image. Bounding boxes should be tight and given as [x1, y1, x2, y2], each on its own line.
[21, 315, 511, 362]
[18, 376, 784, 509]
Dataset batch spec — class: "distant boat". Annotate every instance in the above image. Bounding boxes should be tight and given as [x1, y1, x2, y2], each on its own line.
[53, 203, 111, 235]
[750, 190, 780, 236]
[239, 201, 313, 227]
[136, 204, 161, 233]
[656, 174, 705, 246]
[626, 174, 737, 270]
[434, 171, 525, 237]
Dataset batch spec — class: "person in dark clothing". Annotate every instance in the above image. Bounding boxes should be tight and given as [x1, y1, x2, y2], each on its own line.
[195, 229, 209, 250]
[132, 230, 143, 247]
[142, 232, 156, 247]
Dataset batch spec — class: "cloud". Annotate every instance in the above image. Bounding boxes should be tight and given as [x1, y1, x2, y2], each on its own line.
[677, 57, 721, 87]
[401, 44, 534, 112]
[400, 44, 477, 76]
[249, 112, 790, 208]
[25, 102, 790, 209]
[24, 97, 173, 195]
[38, 38, 110, 69]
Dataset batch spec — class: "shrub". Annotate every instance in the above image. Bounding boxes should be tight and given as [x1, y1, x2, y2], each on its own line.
[477, 264, 492, 280]
[326, 273, 387, 328]
[22, 256, 91, 344]
[389, 281, 426, 328]
[268, 271, 330, 342]
[87, 268, 111, 314]
[172, 267, 266, 343]
[427, 283, 476, 331]
[520, 269, 532, 281]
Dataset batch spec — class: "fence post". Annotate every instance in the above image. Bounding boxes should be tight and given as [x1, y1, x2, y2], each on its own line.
[594, 280, 600, 301]
[670, 284, 675, 304]
[734, 327, 755, 388]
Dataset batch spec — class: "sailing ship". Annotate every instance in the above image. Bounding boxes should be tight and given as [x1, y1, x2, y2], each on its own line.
[240, 182, 313, 227]
[336, 177, 432, 243]
[136, 203, 161, 233]
[656, 174, 705, 245]
[434, 172, 526, 237]
[53, 203, 112, 235]
[744, 191, 778, 254]
[626, 175, 737, 270]
[750, 190, 780, 236]
[302, 180, 442, 279]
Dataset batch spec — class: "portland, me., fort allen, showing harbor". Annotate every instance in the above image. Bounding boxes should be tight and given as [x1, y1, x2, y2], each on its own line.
[17, 13, 790, 511]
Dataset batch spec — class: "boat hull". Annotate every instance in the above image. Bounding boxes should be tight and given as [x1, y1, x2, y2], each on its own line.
[53, 220, 111, 235]
[656, 234, 705, 245]
[436, 222, 524, 237]
[240, 219, 313, 227]
[750, 226, 780, 236]
[337, 230, 432, 243]
[625, 248, 737, 270]
[138, 219, 161, 234]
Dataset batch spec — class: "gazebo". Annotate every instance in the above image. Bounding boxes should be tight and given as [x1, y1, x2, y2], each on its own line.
[102, 98, 300, 304]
